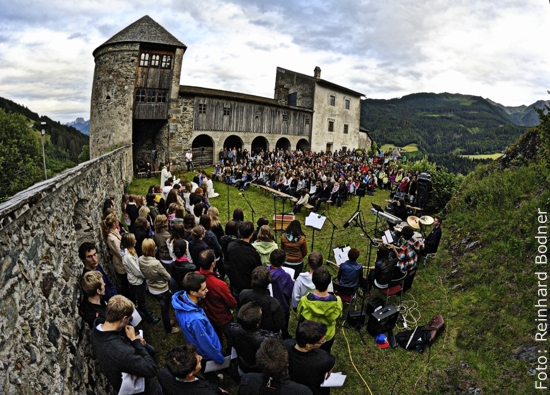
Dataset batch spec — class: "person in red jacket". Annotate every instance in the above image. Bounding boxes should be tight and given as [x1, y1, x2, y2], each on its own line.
[196, 249, 237, 344]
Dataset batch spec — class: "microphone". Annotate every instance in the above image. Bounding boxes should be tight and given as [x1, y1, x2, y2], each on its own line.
[317, 211, 325, 218]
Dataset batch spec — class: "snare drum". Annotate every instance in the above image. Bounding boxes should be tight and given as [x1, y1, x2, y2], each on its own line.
[394, 221, 407, 232]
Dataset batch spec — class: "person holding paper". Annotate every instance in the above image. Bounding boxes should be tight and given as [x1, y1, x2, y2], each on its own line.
[158, 344, 228, 395]
[284, 321, 336, 395]
[90, 295, 161, 395]
[281, 220, 308, 280]
[292, 252, 334, 310]
[336, 248, 363, 289]
[268, 249, 294, 339]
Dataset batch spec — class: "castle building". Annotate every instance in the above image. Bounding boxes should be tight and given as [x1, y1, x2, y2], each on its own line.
[90, 15, 369, 170]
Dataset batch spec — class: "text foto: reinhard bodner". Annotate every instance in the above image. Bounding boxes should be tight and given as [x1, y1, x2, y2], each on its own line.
[535, 208, 548, 390]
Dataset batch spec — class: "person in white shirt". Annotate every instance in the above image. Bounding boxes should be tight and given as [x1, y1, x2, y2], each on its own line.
[161, 162, 172, 189]
[185, 150, 194, 171]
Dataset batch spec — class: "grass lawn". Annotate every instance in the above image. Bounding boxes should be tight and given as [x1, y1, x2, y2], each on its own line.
[460, 153, 503, 160]
[380, 143, 419, 154]
[127, 168, 535, 395]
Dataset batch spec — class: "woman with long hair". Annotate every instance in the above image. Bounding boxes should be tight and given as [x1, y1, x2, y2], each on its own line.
[207, 206, 224, 241]
[253, 225, 279, 266]
[167, 222, 193, 264]
[121, 233, 159, 324]
[153, 215, 173, 273]
[188, 225, 210, 263]
[101, 213, 130, 297]
[280, 220, 308, 279]
[139, 238, 180, 334]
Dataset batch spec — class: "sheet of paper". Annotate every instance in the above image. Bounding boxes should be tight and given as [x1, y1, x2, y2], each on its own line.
[305, 212, 326, 230]
[384, 229, 394, 244]
[333, 246, 351, 266]
[204, 355, 231, 373]
[118, 373, 145, 394]
[281, 266, 295, 279]
[231, 347, 238, 359]
[321, 372, 347, 387]
[131, 308, 142, 327]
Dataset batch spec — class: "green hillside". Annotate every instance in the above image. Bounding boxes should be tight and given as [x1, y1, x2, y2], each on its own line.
[361, 93, 529, 157]
[0, 97, 89, 201]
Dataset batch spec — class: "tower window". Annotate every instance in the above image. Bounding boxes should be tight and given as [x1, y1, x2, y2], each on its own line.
[223, 106, 231, 116]
[328, 120, 334, 132]
[147, 90, 156, 102]
[157, 91, 167, 103]
[161, 55, 172, 68]
[305, 117, 310, 125]
[150, 54, 160, 67]
[329, 95, 335, 106]
[135, 89, 146, 102]
[199, 104, 207, 114]
[282, 113, 289, 122]
[345, 99, 350, 110]
[343, 124, 349, 134]
[139, 53, 149, 67]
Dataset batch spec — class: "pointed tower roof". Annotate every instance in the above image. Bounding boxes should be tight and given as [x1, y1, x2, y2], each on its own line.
[93, 15, 186, 56]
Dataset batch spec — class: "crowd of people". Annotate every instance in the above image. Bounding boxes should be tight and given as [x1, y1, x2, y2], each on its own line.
[78, 147, 442, 395]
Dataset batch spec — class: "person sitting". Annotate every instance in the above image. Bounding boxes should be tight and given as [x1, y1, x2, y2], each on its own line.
[336, 248, 363, 289]
[239, 267, 285, 334]
[238, 339, 313, 395]
[393, 225, 424, 273]
[423, 217, 442, 254]
[226, 301, 281, 376]
[393, 198, 409, 222]
[367, 245, 401, 291]
[297, 267, 342, 353]
[284, 321, 336, 395]
[158, 344, 228, 395]
[336, 178, 347, 209]
[172, 273, 225, 365]
[313, 181, 331, 213]
[292, 188, 310, 214]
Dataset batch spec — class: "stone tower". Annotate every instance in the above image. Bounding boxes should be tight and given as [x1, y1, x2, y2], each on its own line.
[89, 15, 186, 164]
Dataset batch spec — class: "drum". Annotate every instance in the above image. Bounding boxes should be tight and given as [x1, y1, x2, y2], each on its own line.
[394, 221, 407, 232]
[413, 232, 422, 239]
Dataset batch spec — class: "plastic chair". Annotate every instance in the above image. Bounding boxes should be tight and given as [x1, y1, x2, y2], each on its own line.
[332, 281, 358, 305]
[374, 272, 407, 305]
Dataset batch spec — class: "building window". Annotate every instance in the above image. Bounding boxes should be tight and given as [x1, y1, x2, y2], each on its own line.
[305, 117, 310, 125]
[328, 120, 334, 132]
[342, 146, 347, 152]
[282, 113, 289, 122]
[161, 55, 172, 68]
[329, 95, 335, 106]
[150, 54, 160, 67]
[139, 53, 149, 67]
[345, 99, 350, 110]
[255, 111, 261, 119]
[157, 90, 167, 103]
[199, 104, 207, 114]
[147, 90, 156, 102]
[223, 106, 231, 116]
[343, 124, 349, 134]
[135, 89, 146, 102]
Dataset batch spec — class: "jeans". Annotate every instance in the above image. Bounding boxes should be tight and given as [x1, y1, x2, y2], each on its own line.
[131, 282, 154, 323]
[151, 290, 173, 333]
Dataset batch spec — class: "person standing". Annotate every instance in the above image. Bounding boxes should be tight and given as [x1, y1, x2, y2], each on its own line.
[185, 149, 194, 171]
[281, 220, 308, 280]
[79, 242, 117, 301]
[90, 295, 162, 395]
[161, 162, 172, 190]
[423, 217, 442, 254]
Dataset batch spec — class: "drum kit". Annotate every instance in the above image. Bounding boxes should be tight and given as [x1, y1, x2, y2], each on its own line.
[379, 215, 434, 248]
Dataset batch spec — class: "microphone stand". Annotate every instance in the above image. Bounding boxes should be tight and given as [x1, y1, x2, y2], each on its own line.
[324, 213, 338, 262]
[226, 180, 231, 221]
[240, 192, 256, 224]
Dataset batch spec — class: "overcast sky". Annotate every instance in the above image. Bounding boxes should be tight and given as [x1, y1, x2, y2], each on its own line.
[0, 0, 549, 123]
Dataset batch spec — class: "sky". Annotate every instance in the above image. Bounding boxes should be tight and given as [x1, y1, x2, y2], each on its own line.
[0, 0, 549, 123]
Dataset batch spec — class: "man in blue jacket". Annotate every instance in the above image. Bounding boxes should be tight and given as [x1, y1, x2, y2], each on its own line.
[172, 272, 225, 365]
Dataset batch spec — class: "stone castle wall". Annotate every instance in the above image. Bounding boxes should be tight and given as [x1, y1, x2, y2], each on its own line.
[0, 146, 133, 394]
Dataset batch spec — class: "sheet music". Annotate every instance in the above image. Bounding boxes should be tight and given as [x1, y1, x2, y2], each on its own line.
[305, 212, 326, 230]
[333, 246, 351, 266]
[204, 356, 231, 373]
[321, 372, 347, 387]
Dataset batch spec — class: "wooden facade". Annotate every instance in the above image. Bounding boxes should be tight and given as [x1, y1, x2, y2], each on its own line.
[133, 48, 174, 120]
[193, 98, 311, 136]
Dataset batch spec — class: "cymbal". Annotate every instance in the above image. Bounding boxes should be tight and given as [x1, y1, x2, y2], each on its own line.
[407, 216, 421, 229]
[419, 215, 434, 226]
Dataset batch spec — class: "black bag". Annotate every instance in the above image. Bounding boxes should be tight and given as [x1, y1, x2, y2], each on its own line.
[396, 328, 432, 353]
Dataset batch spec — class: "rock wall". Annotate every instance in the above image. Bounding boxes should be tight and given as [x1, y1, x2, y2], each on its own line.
[0, 146, 133, 394]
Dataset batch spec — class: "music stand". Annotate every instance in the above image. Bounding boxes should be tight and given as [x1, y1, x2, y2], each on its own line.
[343, 194, 366, 233]
[371, 202, 384, 238]
[305, 212, 326, 251]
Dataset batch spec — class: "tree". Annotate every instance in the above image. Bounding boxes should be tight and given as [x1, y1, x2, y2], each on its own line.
[78, 145, 90, 163]
[0, 108, 43, 201]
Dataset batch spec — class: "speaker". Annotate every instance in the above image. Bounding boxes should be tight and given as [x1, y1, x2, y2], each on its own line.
[367, 297, 384, 316]
[346, 310, 367, 327]
[367, 304, 399, 336]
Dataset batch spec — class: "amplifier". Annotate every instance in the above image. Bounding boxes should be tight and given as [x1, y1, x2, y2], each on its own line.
[273, 214, 295, 230]
[346, 310, 366, 327]
[367, 304, 399, 336]
[367, 297, 384, 316]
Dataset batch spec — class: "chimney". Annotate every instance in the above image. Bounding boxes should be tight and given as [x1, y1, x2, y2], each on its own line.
[314, 66, 321, 79]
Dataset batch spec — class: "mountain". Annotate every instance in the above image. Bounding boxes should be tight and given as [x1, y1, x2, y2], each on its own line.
[487, 99, 550, 127]
[65, 117, 90, 135]
[361, 92, 537, 156]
